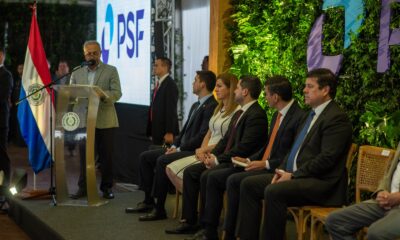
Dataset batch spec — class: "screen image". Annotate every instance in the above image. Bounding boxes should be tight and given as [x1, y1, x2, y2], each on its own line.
[97, 0, 151, 105]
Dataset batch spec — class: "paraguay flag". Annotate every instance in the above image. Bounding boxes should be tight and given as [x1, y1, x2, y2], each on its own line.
[17, 4, 54, 174]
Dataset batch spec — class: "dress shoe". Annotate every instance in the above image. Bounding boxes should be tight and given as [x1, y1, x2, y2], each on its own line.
[102, 188, 114, 199]
[138, 209, 167, 221]
[70, 188, 87, 199]
[184, 229, 218, 240]
[165, 222, 200, 234]
[125, 202, 154, 213]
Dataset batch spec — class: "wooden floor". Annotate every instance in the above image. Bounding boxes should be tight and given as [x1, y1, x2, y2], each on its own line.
[1, 143, 31, 240]
[0, 211, 30, 240]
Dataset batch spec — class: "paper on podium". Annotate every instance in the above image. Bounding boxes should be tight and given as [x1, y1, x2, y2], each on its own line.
[92, 85, 109, 99]
[69, 84, 109, 99]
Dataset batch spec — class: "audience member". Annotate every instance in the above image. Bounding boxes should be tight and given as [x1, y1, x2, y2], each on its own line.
[172, 76, 268, 240]
[0, 47, 13, 188]
[236, 68, 352, 240]
[326, 142, 400, 240]
[221, 76, 305, 239]
[125, 71, 217, 221]
[165, 73, 239, 197]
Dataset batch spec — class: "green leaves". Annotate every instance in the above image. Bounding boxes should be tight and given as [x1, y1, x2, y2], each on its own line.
[229, 0, 400, 149]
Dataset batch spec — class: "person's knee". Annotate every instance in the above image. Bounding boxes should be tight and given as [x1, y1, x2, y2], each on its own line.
[264, 183, 279, 200]
[367, 221, 393, 240]
[325, 211, 341, 232]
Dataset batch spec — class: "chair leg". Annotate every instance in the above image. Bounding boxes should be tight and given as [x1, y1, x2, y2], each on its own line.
[173, 190, 180, 219]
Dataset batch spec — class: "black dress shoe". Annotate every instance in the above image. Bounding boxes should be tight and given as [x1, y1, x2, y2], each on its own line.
[125, 202, 154, 213]
[165, 222, 200, 234]
[184, 229, 218, 240]
[70, 188, 87, 199]
[102, 188, 114, 199]
[138, 209, 167, 221]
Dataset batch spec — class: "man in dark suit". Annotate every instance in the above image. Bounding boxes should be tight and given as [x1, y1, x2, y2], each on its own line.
[220, 76, 305, 239]
[146, 57, 179, 146]
[166, 76, 268, 239]
[0, 47, 13, 188]
[236, 68, 353, 240]
[125, 71, 217, 221]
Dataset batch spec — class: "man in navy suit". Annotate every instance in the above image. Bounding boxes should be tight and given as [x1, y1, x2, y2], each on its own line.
[220, 76, 305, 239]
[0, 47, 13, 189]
[236, 68, 352, 240]
[125, 71, 217, 221]
[167, 76, 268, 239]
[146, 57, 179, 146]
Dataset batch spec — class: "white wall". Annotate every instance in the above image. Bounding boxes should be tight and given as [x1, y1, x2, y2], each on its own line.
[181, 0, 210, 121]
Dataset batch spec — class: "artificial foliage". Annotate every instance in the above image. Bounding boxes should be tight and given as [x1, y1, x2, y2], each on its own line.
[229, 0, 400, 149]
[229, 0, 400, 202]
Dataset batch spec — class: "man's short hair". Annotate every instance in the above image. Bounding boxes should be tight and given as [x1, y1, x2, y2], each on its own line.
[157, 57, 172, 72]
[196, 70, 216, 92]
[83, 40, 101, 50]
[240, 75, 262, 100]
[307, 68, 337, 98]
[265, 75, 293, 101]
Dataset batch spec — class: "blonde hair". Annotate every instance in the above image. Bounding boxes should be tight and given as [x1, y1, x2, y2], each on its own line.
[214, 73, 239, 117]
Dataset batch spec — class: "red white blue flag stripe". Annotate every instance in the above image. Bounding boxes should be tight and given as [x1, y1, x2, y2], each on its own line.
[17, 5, 54, 174]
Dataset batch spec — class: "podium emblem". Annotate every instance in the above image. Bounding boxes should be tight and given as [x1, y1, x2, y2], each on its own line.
[62, 112, 80, 131]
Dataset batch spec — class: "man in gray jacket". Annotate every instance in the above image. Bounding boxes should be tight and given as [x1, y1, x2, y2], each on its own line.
[326, 142, 400, 240]
[69, 40, 122, 199]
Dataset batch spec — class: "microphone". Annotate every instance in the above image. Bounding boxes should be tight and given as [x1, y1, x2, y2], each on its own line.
[81, 59, 96, 66]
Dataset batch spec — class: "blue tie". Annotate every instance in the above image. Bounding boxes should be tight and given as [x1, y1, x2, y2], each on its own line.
[286, 110, 316, 172]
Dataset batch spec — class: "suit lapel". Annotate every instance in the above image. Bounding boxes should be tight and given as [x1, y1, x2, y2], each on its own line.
[298, 101, 334, 155]
[93, 64, 104, 85]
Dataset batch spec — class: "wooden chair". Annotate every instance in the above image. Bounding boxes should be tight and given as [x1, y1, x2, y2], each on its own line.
[287, 143, 358, 240]
[309, 145, 396, 240]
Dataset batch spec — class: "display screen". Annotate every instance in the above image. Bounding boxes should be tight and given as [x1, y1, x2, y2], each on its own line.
[97, 0, 151, 105]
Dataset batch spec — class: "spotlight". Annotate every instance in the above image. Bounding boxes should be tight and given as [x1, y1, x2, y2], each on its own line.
[9, 168, 27, 196]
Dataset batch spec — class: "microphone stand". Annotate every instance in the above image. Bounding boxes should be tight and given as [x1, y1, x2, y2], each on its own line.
[16, 63, 88, 206]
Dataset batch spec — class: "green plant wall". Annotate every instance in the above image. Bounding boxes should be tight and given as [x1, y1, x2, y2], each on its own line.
[229, 0, 400, 149]
[229, 0, 400, 203]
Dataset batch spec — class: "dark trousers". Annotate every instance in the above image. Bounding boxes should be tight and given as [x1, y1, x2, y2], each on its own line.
[0, 127, 10, 187]
[139, 148, 193, 211]
[78, 128, 115, 191]
[224, 170, 268, 239]
[202, 166, 243, 237]
[181, 162, 230, 225]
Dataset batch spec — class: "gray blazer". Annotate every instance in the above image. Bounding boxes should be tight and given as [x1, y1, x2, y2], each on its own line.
[70, 62, 122, 129]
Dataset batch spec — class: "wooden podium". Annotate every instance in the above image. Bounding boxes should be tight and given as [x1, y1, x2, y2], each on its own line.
[53, 84, 108, 206]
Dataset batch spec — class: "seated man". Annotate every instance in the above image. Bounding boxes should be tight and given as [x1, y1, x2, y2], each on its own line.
[125, 70, 217, 221]
[236, 68, 353, 240]
[166, 76, 269, 239]
[222, 76, 305, 239]
[326, 142, 400, 240]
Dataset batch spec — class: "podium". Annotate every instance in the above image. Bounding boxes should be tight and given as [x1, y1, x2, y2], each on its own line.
[53, 84, 108, 206]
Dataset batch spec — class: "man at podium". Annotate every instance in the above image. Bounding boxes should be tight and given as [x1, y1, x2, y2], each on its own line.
[69, 40, 122, 200]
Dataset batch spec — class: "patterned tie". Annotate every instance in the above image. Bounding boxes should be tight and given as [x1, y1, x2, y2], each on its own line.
[224, 110, 244, 153]
[150, 81, 159, 121]
[286, 110, 316, 172]
[261, 112, 282, 161]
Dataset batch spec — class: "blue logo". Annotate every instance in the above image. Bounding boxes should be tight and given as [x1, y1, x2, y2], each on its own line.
[101, 3, 145, 63]
[101, 4, 114, 63]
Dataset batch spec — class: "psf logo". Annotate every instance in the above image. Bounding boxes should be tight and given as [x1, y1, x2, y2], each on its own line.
[101, 3, 145, 64]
